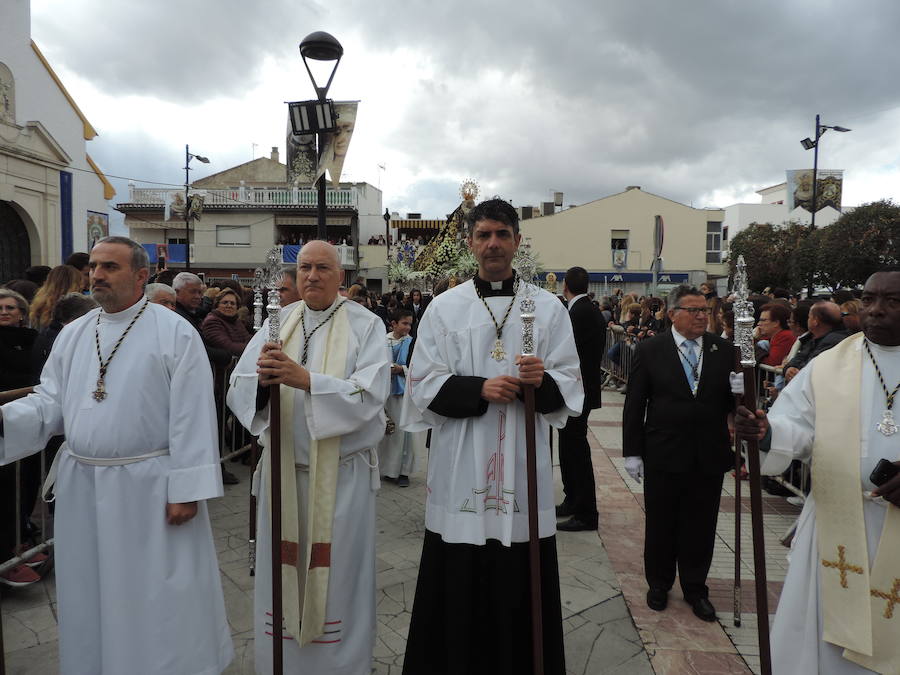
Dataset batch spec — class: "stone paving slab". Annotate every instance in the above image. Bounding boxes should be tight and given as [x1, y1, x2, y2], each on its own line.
[3, 438, 652, 674]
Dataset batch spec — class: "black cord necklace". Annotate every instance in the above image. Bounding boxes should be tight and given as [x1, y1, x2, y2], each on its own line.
[92, 299, 149, 402]
[299, 300, 345, 366]
[474, 275, 519, 362]
[863, 338, 900, 436]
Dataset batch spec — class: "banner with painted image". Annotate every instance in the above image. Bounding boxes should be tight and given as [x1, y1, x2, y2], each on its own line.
[317, 101, 358, 187]
[786, 169, 843, 212]
[286, 119, 318, 187]
[86, 210, 108, 249]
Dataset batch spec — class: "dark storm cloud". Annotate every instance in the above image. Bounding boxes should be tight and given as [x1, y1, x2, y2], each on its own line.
[32, 0, 313, 102]
[33, 0, 900, 214]
[333, 0, 900, 208]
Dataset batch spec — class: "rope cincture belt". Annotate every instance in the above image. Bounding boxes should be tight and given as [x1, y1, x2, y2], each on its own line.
[42, 445, 170, 502]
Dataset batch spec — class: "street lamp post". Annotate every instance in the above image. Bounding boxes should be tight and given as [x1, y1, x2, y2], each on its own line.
[298, 31, 343, 241]
[184, 144, 209, 270]
[800, 115, 850, 294]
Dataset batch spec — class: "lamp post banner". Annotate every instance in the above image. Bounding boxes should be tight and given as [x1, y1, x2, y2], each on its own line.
[786, 169, 843, 212]
[286, 116, 319, 187]
[315, 101, 358, 187]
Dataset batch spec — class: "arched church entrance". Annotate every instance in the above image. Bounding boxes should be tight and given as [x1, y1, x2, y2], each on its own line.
[0, 200, 31, 283]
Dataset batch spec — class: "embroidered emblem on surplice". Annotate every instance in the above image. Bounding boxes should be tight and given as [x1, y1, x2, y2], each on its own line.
[822, 545, 864, 588]
[460, 410, 519, 514]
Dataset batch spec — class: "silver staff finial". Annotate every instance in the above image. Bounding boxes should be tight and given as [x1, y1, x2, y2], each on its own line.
[515, 238, 539, 357]
[252, 268, 264, 332]
[264, 247, 284, 344]
[733, 255, 755, 367]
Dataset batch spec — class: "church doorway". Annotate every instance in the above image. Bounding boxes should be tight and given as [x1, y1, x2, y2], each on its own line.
[0, 200, 31, 283]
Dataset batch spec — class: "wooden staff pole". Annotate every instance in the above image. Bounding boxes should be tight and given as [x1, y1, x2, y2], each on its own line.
[733, 347, 743, 628]
[523, 384, 544, 675]
[517, 242, 544, 675]
[732, 255, 772, 674]
[738, 369, 772, 674]
[269, 384, 284, 674]
[263, 251, 285, 675]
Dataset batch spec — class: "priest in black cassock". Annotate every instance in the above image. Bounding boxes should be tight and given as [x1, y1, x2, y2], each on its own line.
[400, 198, 583, 675]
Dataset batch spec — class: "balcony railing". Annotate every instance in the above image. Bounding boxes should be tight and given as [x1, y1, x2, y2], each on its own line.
[124, 186, 358, 209]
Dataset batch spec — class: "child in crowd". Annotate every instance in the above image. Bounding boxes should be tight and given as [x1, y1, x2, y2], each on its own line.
[378, 308, 419, 487]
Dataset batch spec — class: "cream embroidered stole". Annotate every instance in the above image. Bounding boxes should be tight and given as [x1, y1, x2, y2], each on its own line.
[264, 300, 348, 646]
[810, 332, 900, 671]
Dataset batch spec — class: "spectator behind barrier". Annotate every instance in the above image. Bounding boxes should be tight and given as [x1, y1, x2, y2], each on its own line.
[784, 301, 847, 382]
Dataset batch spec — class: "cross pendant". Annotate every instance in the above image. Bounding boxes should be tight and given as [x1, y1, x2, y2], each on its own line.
[92, 379, 107, 402]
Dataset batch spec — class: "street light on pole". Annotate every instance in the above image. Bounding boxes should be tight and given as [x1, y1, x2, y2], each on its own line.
[184, 144, 209, 271]
[800, 115, 850, 294]
[294, 31, 343, 242]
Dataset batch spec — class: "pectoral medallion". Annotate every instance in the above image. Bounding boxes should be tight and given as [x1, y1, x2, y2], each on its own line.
[491, 339, 507, 362]
[92, 377, 107, 402]
[877, 410, 898, 436]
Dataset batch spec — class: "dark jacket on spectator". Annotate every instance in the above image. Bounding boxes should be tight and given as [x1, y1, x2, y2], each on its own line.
[175, 302, 231, 366]
[201, 310, 252, 358]
[786, 328, 847, 371]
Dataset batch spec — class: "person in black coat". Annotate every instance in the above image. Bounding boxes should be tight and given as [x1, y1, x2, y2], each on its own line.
[622, 285, 736, 622]
[556, 267, 603, 531]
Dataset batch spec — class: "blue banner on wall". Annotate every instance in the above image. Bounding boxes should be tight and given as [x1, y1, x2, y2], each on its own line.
[60, 171, 73, 261]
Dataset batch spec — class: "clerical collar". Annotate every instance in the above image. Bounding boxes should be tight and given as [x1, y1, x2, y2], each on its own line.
[473, 274, 516, 297]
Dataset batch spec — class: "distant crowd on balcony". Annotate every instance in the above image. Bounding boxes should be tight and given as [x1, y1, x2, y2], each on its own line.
[276, 233, 353, 247]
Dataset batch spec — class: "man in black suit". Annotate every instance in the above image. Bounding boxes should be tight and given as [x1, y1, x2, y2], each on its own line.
[556, 267, 603, 531]
[622, 285, 735, 622]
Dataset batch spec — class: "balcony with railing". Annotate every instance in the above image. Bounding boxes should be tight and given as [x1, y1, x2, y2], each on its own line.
[122, 184, 359, 209]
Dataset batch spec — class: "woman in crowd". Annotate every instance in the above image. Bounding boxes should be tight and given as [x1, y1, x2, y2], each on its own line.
[28, 265, 83, 331]
[200, 288, 252, 357]
[757, 302, 796, 367]
[706, 296, 724, 335]
[0, 289, 42, 587]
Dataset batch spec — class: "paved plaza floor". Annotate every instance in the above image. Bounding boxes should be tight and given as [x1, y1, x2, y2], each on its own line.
[2, 389, 800, 674]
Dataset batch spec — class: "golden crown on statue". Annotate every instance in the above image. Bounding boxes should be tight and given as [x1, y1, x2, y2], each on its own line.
[460, 179, 479, 203]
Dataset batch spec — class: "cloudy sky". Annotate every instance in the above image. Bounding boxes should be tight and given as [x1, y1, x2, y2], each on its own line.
[30, 0, 900, 229]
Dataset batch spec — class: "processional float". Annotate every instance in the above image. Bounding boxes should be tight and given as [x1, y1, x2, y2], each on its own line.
[732, 255, 772, 674]
[515, 241, 545, 675]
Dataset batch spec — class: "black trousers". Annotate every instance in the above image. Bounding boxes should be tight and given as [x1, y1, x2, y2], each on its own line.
[643, 469, 724, 600]
[557, 409, 598, 525]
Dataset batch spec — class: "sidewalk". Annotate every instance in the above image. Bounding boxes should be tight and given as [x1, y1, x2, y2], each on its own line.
[2, 392, 796, 674]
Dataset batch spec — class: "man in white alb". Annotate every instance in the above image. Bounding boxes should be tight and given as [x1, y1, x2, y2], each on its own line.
[735, 270, 900, 674]
[400, 198, 583, 675]
[228, 240, 390, 675]
[0, 236, 233, 674]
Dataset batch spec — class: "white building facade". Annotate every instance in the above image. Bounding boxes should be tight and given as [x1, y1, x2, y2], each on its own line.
[0, 0, 113, 281]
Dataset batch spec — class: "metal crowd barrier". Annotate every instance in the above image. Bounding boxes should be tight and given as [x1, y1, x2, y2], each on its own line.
[213, 356, 254, 464]
[600, 326, 638, 388]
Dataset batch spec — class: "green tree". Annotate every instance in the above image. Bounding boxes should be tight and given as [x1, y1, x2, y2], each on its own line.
[814, 200, 900, 289]
[728, 221, 813, 292]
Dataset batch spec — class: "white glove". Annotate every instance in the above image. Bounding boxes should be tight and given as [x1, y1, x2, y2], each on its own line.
[729, 372, 745, 396]
[624, 456, 644, 482]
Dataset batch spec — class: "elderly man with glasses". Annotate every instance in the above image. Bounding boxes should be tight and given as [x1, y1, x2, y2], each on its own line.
[622, 285, 739, 623]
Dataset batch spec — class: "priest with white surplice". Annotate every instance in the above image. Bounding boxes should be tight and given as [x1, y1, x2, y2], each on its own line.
[400, 199, 583, 675]
[735, 270, 900, 674]
[0, 237, 233, 675]
[227, 241, 390, 675]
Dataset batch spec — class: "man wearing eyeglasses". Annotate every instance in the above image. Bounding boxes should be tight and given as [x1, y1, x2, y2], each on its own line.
[623, 285, 737, 623]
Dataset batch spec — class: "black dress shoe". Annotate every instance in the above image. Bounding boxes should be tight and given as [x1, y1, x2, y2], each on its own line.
[221, 468, 240, 485]
[557, 516, 597, 532]
[647, 588, 667, 611]
[688, 597, 717, 622]
[555, 502, 574, 518]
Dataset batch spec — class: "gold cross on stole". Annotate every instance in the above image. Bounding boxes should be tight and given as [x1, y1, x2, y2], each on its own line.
[822, 545, 864, 588]
[871, 579, 900, 619]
